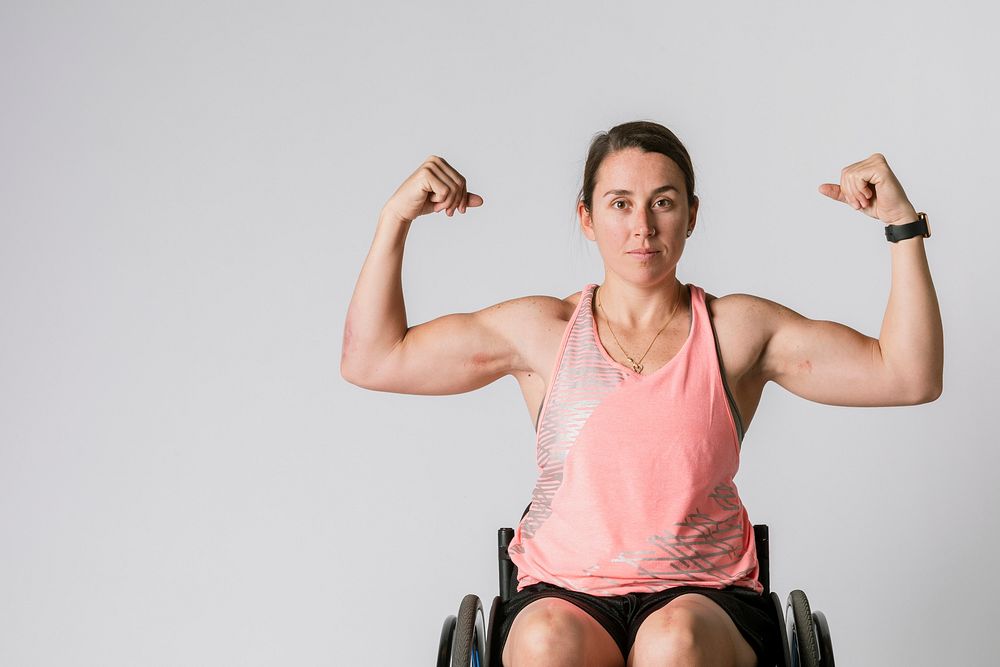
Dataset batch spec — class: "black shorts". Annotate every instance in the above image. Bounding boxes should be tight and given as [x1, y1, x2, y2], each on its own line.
[494, 581, 782, 666]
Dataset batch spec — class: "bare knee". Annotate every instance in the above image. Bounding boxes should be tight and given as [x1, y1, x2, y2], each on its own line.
[501, 597, 625, 667]
[630, 619, 703, 665]
[501, 600, 593, 667]
[628, 596, 751, 667]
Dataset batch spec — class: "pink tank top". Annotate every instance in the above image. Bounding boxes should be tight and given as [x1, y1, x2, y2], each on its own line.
[507, 282, 762, 596]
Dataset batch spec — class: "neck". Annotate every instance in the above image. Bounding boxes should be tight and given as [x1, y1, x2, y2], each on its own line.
[596, 277, 686, 330]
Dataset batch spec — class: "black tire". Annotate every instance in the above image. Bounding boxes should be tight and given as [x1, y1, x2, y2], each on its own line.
[484, 595, 502, 667]
[771, 592, 792, 667]
[451, 594, 486, 667]
[813, 610, 835, 666]
[438, 615, 456, 667]
[786, 590, 820, 667]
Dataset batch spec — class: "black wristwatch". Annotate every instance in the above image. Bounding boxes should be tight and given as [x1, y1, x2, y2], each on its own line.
[884, 211, 931, 243]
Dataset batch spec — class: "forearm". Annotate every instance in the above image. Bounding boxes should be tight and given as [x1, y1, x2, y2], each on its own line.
[877, 210, 944, 398]
[341, 211, 413, 378]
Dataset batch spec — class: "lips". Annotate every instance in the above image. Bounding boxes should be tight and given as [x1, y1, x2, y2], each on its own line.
[628, 250, 659, 255]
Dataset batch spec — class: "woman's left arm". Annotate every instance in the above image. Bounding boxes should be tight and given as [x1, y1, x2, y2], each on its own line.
[757, 152, 943, 406]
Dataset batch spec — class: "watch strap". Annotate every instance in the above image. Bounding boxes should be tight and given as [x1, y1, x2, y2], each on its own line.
[885, 212, 930, 242]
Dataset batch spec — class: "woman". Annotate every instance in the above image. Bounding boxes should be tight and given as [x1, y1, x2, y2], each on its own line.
[341, 121, 943, 667]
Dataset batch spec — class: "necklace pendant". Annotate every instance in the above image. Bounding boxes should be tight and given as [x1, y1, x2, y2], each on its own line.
[623, 354, 642, 373]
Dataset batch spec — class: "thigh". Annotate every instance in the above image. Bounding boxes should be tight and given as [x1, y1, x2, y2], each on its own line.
[501, 596, 626, 667]
[626, 593, 758, 667]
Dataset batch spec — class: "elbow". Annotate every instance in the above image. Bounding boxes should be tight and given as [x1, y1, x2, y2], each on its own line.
[925, 371, 944, 402]
[340, 331, 404, 390]
[910, 381, 943, 405]
[342, 360, 386, 391]
[340, 340, 375, 388]
[340, 362, 368, 388]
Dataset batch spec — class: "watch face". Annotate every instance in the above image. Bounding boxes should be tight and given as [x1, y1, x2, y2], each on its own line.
[920, 211, 931, 237]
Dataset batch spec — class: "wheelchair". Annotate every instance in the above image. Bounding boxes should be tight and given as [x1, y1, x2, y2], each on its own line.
[437, 505, 835, 667]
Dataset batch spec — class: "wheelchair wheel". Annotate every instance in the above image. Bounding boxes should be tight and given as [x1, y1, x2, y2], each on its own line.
[437, 615, 456, 667]
[484, 595, 502, 667]
[786, 590, 820, 667]
[812, 610, 835, 666]
[770, 592, 792, 667]
[451, 593, 487, 667]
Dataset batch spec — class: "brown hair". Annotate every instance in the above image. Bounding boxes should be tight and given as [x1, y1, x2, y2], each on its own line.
[577, 120, 697, 214]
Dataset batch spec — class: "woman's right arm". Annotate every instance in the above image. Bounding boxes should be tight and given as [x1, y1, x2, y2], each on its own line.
[341, 155, 534, 395]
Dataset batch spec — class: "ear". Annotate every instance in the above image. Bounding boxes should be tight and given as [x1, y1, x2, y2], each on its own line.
[578, 201, 596, 241]
[688, 195, 699, 231]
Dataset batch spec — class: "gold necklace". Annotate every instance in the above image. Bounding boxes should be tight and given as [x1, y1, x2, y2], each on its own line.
[596, 283, 683, 374]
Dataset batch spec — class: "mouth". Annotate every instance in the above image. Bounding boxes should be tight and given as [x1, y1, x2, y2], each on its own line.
[628, 250, 660, 257]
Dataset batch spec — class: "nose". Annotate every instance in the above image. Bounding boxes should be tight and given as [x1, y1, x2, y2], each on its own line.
[633, 214, 656, 237]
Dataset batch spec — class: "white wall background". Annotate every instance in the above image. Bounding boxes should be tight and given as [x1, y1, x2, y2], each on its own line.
[2, 1, 996, 665]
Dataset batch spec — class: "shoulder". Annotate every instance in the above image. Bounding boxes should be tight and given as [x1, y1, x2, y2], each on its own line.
[701, 289, 789, 376]
[703, 290, 776, 322]
[481, 291, 579, 327]
[478, 290, 582, 373]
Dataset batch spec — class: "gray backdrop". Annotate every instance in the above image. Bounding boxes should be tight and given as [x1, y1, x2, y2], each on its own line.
[2, 2, 996, 666]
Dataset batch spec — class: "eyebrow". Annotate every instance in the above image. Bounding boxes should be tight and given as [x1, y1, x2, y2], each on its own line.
[603, 184, 679, 198]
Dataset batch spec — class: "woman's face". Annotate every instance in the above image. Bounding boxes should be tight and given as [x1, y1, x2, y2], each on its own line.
[580, 147, 697, 282]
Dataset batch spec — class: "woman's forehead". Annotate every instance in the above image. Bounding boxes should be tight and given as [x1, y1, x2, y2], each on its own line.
[597, 150, 684, 190]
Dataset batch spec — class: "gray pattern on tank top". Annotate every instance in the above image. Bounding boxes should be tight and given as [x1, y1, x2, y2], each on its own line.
[511, 284, 624, 544]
